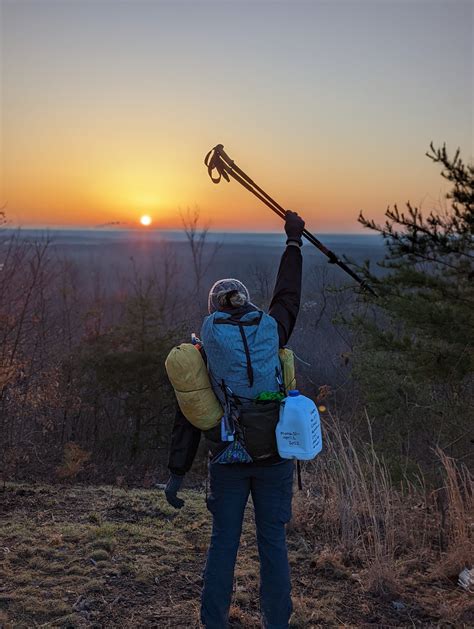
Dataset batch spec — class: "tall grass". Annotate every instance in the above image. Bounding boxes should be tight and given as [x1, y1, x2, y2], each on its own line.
[430, 447, 474, 578]
[291, 412, 474, 595]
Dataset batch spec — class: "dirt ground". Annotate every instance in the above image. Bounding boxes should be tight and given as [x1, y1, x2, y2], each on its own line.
[0, 483, 472, 628]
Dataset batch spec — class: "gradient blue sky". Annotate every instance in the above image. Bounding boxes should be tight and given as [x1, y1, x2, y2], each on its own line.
[1, 0, 473, 231]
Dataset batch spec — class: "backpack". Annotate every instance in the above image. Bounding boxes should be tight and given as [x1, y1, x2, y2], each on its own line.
[201, 310, 282, 403]
[201, 310, 284, 462]
[165, 341, 296, 433]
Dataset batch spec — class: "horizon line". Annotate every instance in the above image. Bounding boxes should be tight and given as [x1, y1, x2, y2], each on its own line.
[4, 226, 376, 236]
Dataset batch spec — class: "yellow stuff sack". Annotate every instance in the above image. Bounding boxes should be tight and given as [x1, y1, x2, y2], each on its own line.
[279, 348, 296, 392]
[165, 343, 223, 431]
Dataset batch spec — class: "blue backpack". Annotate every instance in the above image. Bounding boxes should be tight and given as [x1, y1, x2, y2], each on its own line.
[201, 310, 282, 404]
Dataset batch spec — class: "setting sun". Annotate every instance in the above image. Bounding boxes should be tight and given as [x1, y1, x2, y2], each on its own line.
[140, 215, 152, 227]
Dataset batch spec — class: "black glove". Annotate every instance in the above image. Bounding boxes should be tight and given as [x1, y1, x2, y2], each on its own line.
[164, 473, 185, 509]
[284, 210, 305, 246]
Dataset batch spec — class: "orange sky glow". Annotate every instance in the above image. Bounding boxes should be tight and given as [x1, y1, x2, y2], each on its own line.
[1, 1, 472, 233]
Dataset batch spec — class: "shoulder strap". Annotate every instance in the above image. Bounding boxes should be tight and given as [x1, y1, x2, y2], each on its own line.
[238, 323, 254, 387]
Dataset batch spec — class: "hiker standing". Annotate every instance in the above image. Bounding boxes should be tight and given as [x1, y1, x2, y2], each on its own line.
[165, 210, 305, 629]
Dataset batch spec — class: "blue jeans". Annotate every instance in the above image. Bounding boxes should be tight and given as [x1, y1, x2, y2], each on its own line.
[201, 459, 294, 629]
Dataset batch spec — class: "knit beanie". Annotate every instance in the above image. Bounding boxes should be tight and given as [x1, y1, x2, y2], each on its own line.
[208, 278, 250, 314]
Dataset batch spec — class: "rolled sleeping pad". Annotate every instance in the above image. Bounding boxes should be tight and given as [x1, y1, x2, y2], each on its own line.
[279, 348, 296, 392]
[165, 343, 223, 430]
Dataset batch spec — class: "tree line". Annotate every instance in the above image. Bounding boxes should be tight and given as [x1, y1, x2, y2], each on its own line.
[0, 145, 472, 485]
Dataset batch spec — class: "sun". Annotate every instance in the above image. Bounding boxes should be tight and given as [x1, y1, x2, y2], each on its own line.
[140, 214, 152, 226]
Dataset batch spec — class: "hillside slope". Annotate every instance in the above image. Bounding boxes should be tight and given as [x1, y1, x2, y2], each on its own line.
[0, 483, 471, 627]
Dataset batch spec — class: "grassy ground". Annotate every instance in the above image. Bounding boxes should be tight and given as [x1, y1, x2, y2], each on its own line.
[0, 482, 472, 628]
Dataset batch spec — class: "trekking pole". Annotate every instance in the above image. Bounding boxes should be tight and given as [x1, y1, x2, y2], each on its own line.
[204, 144, 376, 296]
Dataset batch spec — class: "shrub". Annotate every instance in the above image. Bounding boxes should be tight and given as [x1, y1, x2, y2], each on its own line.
[56, 442, 91, 480]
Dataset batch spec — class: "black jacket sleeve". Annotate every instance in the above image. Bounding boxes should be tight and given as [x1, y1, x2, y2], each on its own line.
[167, 407, 201, 476]
[268, 244, 303, 347]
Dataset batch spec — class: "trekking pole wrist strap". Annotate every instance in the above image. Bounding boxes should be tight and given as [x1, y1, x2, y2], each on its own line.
[286, 238, 303, 247]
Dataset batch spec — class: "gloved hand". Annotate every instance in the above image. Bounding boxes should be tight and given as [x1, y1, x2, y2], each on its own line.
[284, 210, 305, 246]
[164, 473, 185, 509]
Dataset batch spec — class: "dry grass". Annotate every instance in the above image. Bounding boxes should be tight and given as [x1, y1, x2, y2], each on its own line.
[1, 433, 473, 628]
[0, 484, 212, 627]
[291, 414, 474, 623]
[429, 447, 474, 581]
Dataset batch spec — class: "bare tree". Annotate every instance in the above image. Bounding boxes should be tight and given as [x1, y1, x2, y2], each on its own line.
[248, 261, 274, 309]
[148, 243, 184, 329]
[181, 207, 221, 313]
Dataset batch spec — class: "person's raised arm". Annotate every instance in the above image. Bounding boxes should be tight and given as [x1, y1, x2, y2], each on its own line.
[268, 211, 305, 347]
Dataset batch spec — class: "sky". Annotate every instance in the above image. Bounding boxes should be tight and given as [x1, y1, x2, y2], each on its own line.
[1, 0, 472, 232]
